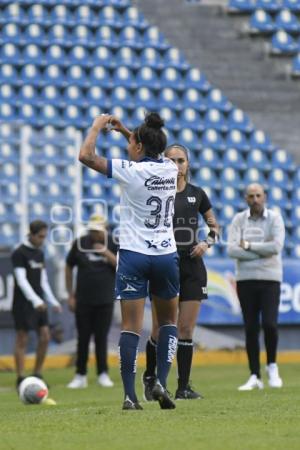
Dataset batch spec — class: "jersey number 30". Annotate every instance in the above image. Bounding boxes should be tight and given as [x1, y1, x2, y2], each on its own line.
[144, 196, 175, 229]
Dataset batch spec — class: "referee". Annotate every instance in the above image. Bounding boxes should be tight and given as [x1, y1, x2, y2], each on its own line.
[228, 183, 285, 391]
[143, 144, 219, 400]
[11, 220, 62, 388]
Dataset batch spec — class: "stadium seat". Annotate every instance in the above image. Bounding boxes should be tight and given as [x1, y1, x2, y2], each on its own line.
[267, 186, 290, 208]
[282, 0, 300, 12]
[44, 64, 66, 87]
[45, 44, 68, 65]
[164, 48, 190, 70]
[62, 86, 85, 106]
[291, 52, 300, 77]
[271, 148, 295, 170]
[123, 6, 148, 29]
[219, 186, 243, 207]
[249, 130, 274, 152]
[182, 88, 207, 112]
[23, 24, 47, 45]
[95, 26, 119, 49]
[268, 168, 290, 187]
[68, 46, 91, 67]
[202, 129, 226, 151]
[111, 86, 133, 109]
[0, 3, 25, 25]
[194, 167, 219, 187]
[179, 108, 204, 132]
[177, 128, 201, 151]
[293, 167, 300, 185]
[50, 4, 74, 26]
[160, 67, 184, 91]
[227, 0, 255, 13]
[140, 47, 163, 69]
[74, 5, 98, 26]
[226, 129, 250, 152]
[184, 68, 211, 93]
[220, 167, 243, 188]
[143, 26, 170, 51]
[0, 43, 21, 63]
[246, 148, 271, 170]
[0, 23, 22, 45]
[115, 47, 140, 69]
[249, 9, 275, 34]
[113, 66, 136, 89]
[223, 148, 246, 169]
[22, 44, 44, 65]
[206, 88, 233, 112]
[256, 0, 282, 13]
[28, 3, 50, 25]
[243, 167, 266, 184]
[218, 204, 236, 225]
[40, 85, 60, 106]
[158, 88, 181, 110]
[204, 109, 228, 133]
[227, 108, 253, 133]
[98, 6, 122, 28]
[0, 84, 14, 103]
[66, 65, 89, 87]
[136, 66, 160, 89]
[198, 148, 222, 169]
[86, 86, 109, 109]
[275, 9, 300, 34]
[120, 26, 143, 50]
[0, 64, 18, 85]
[134, 87, 157, 109]
[270, 30, 298, 55]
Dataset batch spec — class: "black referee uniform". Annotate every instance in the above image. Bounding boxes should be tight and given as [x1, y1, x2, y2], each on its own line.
[174, 183, 212, 302]
[12, 244, 48, 330]
[66, 234, 117, 376]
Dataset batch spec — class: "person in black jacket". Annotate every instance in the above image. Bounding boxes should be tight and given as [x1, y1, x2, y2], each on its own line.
[66, 213, 117, 389]
[11, 220, 62, 388]
[143, 144, 219, 400]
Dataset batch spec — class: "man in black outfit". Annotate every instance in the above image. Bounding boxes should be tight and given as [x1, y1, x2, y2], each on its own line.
[11, 220, 62, 388]
[66, 213, 117, 389]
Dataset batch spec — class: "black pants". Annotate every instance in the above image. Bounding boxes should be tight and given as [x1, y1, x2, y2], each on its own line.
[237, 280, 280, 378]
[75, 302, 114, 375]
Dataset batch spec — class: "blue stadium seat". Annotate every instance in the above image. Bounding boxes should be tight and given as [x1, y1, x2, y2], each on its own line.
[179, 108, 204, 132]
[223, 148, 246, 169]
[123, 6, 148, 29]
[158, 88, 181, 110]
[134, 87, 157, 109]
[226, 129, 250, 152]
[204, 109, 228, 133]
[74, 5, 98, 26]
[63, 105, 85, 127]
[249, 130, 274, 151]
[47, 24, 71, 47]
[227, 108, 253, 133]
[243, 167, 267, 184]
[218, 204, 236, 225]
[18, 104, 38, 125]
[22, 44, 44, 65]
[184, 68, 211, 93]
[1, 162, 19, 181]
[275, 9, 300, 34]
[267, 186, 290, 208]
[160, 68, 184, 90]
[90, 66, 112, 89]
[51, 4, 75, 26]
[23, 24, 47, 45]
[20, 64, 42, 86]
[0, 43, 20, 63]
[220, 167, 243, 188]
[113, 66, 136, 89]
[182, 88, 207, 112]
[256, 0, 282, 13]
[0, 23, 22, 44]
[0, 84, 14, 103]
[95, 26, 119, 49]
[206, 88, 233, 112]
[39, 85, 60, 106]
[39, 105, 61, 127]
[271, 148, 295, 170]
[0, 3, 25, 25]
[0, 143, 18, 162]
[293, 167, 300, 186]
[136, 66, 160, 89]
[91, 46, 115, 68]
[72, 25, 95, 47]
[106, 145, 127, 159]
[219, 186, 243, 207]
[44, 64, 66, 87]
[282, 0, 300, 12]
[270, 30, 298, 55]
[45, 44, 67, 65]
[28, 3, 50, 25]
[246, 149, 271, 169]
[120, 26, 143, 50]
[194, 167, 219, 187]
[198, 148, 222, 169]
[111, 86, 133, 109]
[115, 47, 140, 69]
[0, 103, 15, 121]
[18, 84, 39, 106]
[291, 52, 300, 76]
[62, 86, 85, 106]
[164, 48, 190, 71]
[66, 65, 89, 87]
[86, 105, 104, 124]
[228, 0, 255, 13]
[0, 64, 18, 84]
[143, 26, 170, 51]
[98, 6, 122, 28]
[84, 183, 105, 199]
[202, 129, 226, 151]
[140, 47, 163, 69]
[177, 128, 200, 151]
[86, 86, 110, 109]
[68, 46, 91, 67]
[249, 9, 275, 34]
[268, 168, 290, 187]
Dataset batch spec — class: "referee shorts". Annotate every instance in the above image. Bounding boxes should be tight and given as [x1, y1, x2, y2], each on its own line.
[179, 254, 208, 302]
[12, 300, 48, 331]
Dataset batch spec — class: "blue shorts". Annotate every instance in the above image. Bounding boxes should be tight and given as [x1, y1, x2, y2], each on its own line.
[116, 250, 179, 300]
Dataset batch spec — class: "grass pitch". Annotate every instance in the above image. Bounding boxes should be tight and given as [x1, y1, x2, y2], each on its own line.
[0, 363, 299, 450]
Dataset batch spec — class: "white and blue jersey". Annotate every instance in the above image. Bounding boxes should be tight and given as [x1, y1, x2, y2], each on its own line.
[107, 157, 178, 255]
[107, 156, 179, 300]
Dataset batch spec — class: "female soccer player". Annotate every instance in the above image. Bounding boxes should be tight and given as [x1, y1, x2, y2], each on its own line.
[79, 113, 179, 410]
[143, 144, 219, 400]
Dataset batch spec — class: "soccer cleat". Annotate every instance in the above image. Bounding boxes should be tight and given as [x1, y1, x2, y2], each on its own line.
[67, 374, 88, 389]
[152, 382, 176, 409]
[16, 376, 25, 391]
[142, 372, 157, 401]
[97, 372, 114, 387]
[122, 396, 143, 410]
[266, 363, 283, 388]
[175, 384, 203, 400]
[238, 374, 264, 391]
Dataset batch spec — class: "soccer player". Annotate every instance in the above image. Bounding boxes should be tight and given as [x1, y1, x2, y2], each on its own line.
[79, 112, 179, 410]
[11, 220, 62, 388]
[66, 213, 117, 389]
[142, 144, 219, 400]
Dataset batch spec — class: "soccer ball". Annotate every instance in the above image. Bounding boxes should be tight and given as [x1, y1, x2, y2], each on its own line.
[19, 376, 48, 405]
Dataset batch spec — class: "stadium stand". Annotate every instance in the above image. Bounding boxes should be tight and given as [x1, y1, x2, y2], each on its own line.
[0, 0, 299, 258]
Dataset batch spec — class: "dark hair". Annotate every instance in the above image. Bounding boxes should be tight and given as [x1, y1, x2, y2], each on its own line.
[133, 112, 167, 158]
[164, 143, 190, 181]
[29, 220, 48, 235]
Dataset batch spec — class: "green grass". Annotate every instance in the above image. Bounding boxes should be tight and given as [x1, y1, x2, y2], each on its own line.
[0, 363, 299, 450]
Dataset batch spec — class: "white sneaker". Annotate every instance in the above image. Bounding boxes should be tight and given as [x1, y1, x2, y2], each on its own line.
[98, 372, 114, 387]
[266, 363, 283, 388]
[67, 374, 88, 389]
[238, 374, 264, 391]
